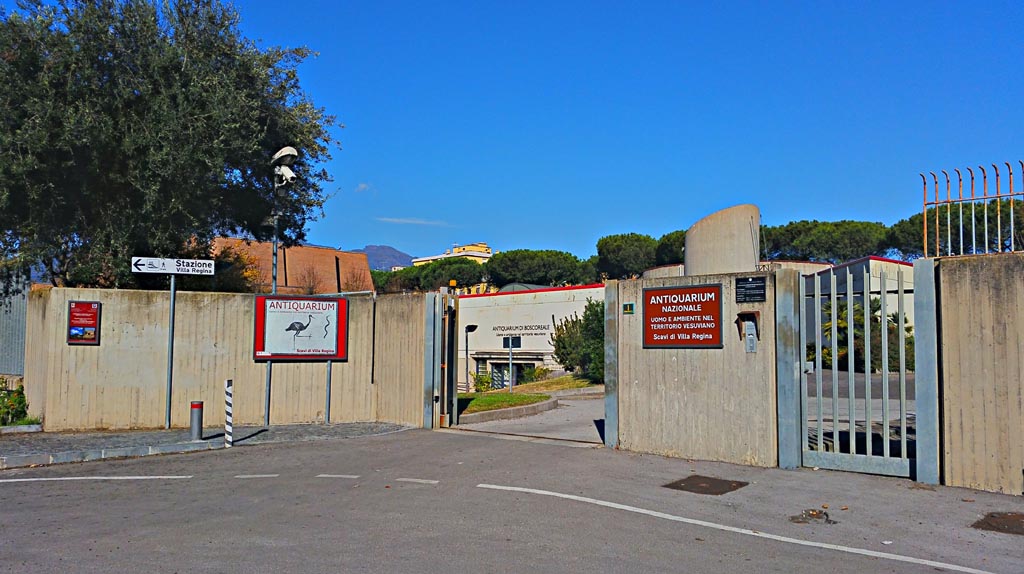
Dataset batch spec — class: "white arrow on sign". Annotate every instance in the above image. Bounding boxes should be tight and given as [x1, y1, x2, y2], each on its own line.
[131, 257, 215, 275]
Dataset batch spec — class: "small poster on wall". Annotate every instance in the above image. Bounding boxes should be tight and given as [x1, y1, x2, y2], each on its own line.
[253, 296, 348, 361]
[67, 301, 102, 346]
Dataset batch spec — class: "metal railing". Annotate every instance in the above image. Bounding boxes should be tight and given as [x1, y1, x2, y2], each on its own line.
[921, 161, 1024, 257]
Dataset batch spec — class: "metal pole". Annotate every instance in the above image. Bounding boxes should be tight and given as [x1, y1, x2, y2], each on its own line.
[264, 214, 278, 428]
[465, 329, 470, 392]
[325, 360, 332, 423]
[165, 273, 176, 429]
[189, 401, 203, 441]
[225, 379, 234, 448]
[508, 341, 513, 392]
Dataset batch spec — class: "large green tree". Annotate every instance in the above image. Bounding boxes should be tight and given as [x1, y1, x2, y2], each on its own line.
[655, 229, 686, 265]
[762, 220, 887, 263]
[596, 233, 656, 279]
[0, 0, 338, 294]
[484, 249, 581, 288]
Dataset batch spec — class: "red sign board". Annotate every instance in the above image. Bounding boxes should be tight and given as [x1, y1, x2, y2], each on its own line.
[643, 284, 723, 349]
[253, 296, 348, 362]
[67, 301, 102, 346]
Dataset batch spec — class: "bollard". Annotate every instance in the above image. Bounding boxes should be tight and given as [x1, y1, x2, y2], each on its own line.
[190, 401, 203, 441]
[224, 379, 233, 448]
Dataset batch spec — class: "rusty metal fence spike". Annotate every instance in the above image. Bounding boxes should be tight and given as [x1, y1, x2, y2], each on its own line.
[993, 164, 1001, 252]
[921, 173, 929, 257]
[942, 170, 951, 255]
[931, 172, 940, 256]
[979, 166, 988, 253]
[968, 167, 976, 254]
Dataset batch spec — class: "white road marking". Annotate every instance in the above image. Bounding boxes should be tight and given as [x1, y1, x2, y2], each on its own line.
[316, 474, 360, 479]
[233, 474, 279, 479]
[0, 476, 192, 483]
[396, 478, 439, 485]
[476, 484, 995, 574]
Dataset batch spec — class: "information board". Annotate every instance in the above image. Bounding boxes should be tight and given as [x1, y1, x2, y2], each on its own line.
[643, 284, 723, 349]
[67, 301, 102, 346]
[735, 276, 767, 303]
[253, 296, 348, 361]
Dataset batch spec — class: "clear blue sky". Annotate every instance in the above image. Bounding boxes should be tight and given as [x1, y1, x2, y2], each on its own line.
[238, 1, 1023, 259]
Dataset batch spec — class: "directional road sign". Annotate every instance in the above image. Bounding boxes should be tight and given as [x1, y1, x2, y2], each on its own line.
[131, 257, 215, 276]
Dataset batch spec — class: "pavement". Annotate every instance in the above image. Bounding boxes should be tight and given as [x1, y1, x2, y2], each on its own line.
[457, 396, 605, 443]
[1, 427, 1021, 574]
[0, 422, 407, 469]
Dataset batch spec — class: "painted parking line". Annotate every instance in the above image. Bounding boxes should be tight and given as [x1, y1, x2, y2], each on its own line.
[477, 484, 994, 574]
[316, 474, 360, 479]
[233, 474, 280, 479]
[396, 478, 439, 485]
[0, 476, 192, 483]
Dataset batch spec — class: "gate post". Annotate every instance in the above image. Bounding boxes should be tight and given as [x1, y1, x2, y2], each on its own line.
[913, 259, 941, 485]
[603, 281, 619, 449]
[775, 269, 802, 469]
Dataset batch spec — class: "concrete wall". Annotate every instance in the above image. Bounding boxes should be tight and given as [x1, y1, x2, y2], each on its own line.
[684, 204, 760, 276]
[23, 288, 425, 431]
[937, 253, 1024, 494]
[612, 272, 779, 466]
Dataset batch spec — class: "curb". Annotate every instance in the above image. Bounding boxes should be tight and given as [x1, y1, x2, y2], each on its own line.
[457, 397, 559, 425]
[546, 387, 604, 399]
[0, 424, 43, 435]
[0, 441, 223, 470]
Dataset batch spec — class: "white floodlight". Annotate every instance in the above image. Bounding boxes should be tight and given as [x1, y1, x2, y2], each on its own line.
[271, 146, 298, 166]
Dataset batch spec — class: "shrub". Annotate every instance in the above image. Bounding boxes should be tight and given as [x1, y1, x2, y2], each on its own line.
[520, 366, 552, 384]
[471, 372, 494, 393]
[0, 382, 30, 426]
[550, 299, 604, 382]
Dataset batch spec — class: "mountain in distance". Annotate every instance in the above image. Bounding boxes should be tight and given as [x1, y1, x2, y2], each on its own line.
[350, 245, 414, 270]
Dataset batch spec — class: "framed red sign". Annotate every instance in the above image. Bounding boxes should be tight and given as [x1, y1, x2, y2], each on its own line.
[643, 284, 723, 349]
[253, 296, 348, 362]
[67, 301, 102, 346]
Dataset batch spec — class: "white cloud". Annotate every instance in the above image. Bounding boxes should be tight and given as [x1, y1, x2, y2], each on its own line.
[376, 217, 448, 226]
[354, 182, 375, 193]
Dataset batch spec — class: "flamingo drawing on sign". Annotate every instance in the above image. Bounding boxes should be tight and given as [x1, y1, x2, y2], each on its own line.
[286, 314, 313, 348]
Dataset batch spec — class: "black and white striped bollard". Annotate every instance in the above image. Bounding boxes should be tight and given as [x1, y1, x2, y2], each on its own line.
[224, 379, 233, 448]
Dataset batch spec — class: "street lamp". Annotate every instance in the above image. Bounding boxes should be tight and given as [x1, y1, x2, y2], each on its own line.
[266, 146, 298, 427]
[465, 324, 478, 391]
[270, 146, 298, 294]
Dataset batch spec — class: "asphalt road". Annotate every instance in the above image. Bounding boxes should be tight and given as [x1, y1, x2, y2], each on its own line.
[1, 429, 1020, 574]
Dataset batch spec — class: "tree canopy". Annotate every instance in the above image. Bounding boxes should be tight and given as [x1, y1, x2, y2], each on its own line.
[655, 229, 686, 265]
[597, 233, 656, 279]
[0, 0, 338, 294]
[484, 249, 583, 288]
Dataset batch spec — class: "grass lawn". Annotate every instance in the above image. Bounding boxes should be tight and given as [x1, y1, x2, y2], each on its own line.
[457, 392, 550, 414]
[497, 374, 597, 395]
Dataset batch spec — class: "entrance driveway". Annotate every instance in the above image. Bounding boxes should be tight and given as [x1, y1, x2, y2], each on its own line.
[457, 397, 604, 443]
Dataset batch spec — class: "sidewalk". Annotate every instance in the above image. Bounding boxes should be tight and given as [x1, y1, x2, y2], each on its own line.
[0, 422, 408, 470]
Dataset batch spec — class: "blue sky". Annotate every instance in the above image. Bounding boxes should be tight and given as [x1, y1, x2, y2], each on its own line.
[240, 1, 1023, 259]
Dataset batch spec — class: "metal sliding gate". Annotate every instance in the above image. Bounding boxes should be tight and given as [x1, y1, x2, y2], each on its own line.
[799, 265, 915, 477]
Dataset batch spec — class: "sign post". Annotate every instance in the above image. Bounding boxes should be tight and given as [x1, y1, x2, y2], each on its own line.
[502, 335, 521, 391]
[131, 257, 215, 429]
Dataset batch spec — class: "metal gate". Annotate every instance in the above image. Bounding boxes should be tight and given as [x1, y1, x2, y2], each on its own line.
[0, 281, 28, 376]
[799, 263, 915, 476]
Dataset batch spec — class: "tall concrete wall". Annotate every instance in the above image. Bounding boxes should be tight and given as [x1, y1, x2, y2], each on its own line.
[23, 288, 425, 431]
[684, 204, 760, 276]
[611, 272, 779, 466]
[937, 253, 1024, 494]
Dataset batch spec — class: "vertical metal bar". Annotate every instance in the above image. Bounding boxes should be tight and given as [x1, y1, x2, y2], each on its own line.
[955, 169, 964, 255]
[968, 167, 976, 254]
[994, 164, 1001, 251]
[846, 267, 856, 455]
[943, 170, 951, 256]
[863, 267, 872, 457]
[799, 277, 809, 454]
[931, 172, 940, 256]
[165, 273, 176, 429]
[980, 166, 988, 253]
[921, 174, 929, 258]
[1011, 162, 1018, 252]
[913, 259, 941, 485]
[830, 271, 839, 450]
[422, 293, 438, 429]
[814, 274, 823, 451]
[880, 269, 890, 458]
[265, 217, 278, 428]
[898, 268, 907, 459]
[325, 360, 332, 424]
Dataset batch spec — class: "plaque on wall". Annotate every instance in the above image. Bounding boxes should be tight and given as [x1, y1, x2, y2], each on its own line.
[735, 276, 767, 303]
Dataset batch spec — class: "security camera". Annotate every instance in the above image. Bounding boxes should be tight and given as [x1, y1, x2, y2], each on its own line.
[275, 164, 297, 185]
